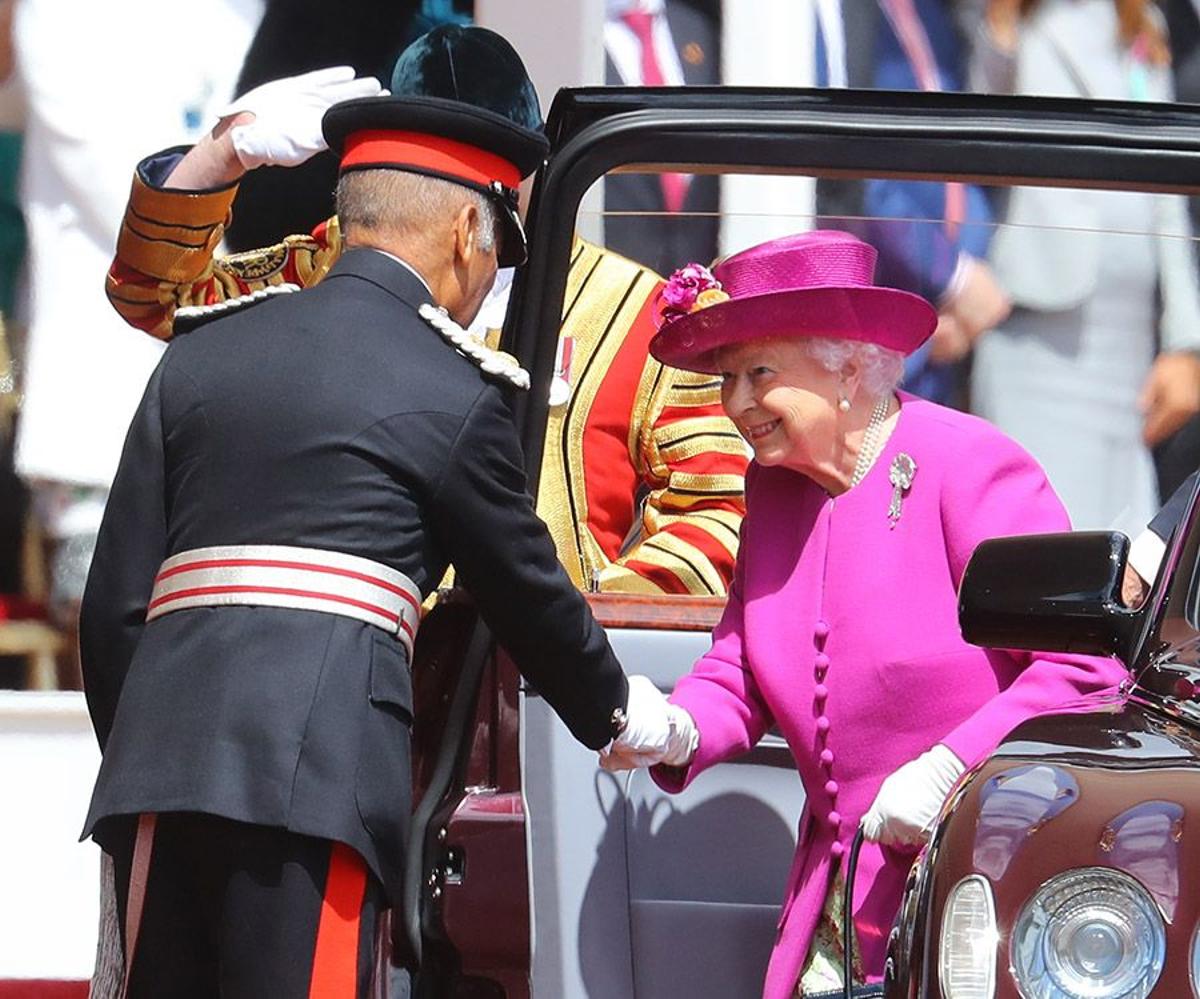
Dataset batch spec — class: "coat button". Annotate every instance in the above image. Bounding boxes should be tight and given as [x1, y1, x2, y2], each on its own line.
[820, 748, 835, 766]
[814, 620, 830, 641]
[816, 715, 831, 734]
[814, 653, 830, 674]
[814, 683, 829, 702]
[825, 779, 839, 797]
[828, 811, 841, 829]
[831, 841, 845, 858]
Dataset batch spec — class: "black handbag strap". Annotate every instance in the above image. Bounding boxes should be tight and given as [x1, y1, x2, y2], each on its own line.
[788, 824, 886, 999]
[842, 826, 878, 999]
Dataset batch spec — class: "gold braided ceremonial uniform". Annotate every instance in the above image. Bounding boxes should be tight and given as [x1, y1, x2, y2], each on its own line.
[106, 162, 746, 594]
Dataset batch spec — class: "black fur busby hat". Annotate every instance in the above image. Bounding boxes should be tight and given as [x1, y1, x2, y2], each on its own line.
[390, 23, 543, 135]
[323, 25, 549, 267]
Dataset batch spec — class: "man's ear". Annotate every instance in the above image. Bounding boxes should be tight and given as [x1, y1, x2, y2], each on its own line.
[452, 202, 478, 266]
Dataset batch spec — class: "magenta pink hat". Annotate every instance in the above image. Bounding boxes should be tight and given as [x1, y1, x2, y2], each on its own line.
[649, 229, 938, 374]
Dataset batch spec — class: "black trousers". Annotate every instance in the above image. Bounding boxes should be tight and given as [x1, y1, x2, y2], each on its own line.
[111, 812, 384, 998]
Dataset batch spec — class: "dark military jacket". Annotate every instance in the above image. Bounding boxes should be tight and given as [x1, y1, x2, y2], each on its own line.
[80, 248, 628, 901]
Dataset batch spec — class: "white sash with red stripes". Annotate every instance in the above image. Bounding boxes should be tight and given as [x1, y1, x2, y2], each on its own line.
[146, 544, 421, 657]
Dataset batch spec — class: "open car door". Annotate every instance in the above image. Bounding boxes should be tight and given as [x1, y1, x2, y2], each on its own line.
[394, 87, 1200, 998]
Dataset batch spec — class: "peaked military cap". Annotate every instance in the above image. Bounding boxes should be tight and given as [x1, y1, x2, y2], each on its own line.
[323, 25, 549, 267]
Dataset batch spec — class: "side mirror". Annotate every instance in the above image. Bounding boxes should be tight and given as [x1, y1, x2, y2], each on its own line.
[959, 532, 1138, 659]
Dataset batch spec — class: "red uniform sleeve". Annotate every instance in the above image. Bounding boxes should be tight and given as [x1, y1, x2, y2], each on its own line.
[594, 354, 747, 595]
[105, 163, 343, 340]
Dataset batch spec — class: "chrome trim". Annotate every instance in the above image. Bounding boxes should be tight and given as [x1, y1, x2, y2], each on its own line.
[1191, 919, 1200, 998]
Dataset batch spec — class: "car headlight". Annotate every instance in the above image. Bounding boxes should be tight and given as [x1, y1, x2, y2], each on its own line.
[939, 874, 998, 999]
[1011, 868, 1165, 999]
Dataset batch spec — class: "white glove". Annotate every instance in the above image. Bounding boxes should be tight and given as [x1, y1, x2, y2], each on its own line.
[599, 676, 699, 771]
[861, 744, 964, 847]
[221, 66, 385, 171]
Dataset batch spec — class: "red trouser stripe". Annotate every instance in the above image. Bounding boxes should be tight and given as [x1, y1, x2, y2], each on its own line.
[119, 813, 158, 999]
[308, 843, 368, 998]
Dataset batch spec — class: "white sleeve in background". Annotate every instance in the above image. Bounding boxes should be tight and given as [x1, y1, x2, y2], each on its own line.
[1128, 528, 1167, 587]
[12, 0, 263, 488]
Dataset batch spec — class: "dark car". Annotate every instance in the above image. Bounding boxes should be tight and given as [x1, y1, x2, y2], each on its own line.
[388, 87, 1200, 998]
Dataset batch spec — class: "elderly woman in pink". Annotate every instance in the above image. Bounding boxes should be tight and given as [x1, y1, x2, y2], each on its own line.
[602, 230, 1127, 997]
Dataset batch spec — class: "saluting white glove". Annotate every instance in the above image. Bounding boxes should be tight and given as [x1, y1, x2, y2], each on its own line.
[599, 676, 699, 771]
[220, 66, 385, 171]
[861, 744, 965, 847]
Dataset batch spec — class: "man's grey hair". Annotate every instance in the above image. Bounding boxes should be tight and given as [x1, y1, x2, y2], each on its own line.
[805, 337, 905, 397]
[336, 169, 497, 253]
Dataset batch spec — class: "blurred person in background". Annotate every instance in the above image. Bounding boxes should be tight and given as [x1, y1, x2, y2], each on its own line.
[0, 0, 26, 630]
[1148, 0, 1200, 502]
[9, 0, 263, 685]
[815, 0, 1011, 407]
[603, 0, 721, 274]
[969, 0, 1200, 534]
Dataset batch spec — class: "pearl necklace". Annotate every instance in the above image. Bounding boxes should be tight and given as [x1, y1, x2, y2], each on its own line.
[849, 394, 891, 489]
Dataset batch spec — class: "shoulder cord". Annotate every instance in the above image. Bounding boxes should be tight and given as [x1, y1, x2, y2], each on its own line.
[418, 303, 531, 391]
[173, 282, 301, 325]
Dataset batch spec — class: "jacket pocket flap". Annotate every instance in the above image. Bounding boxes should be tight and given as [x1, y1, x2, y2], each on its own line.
[369, 634, 413, 717]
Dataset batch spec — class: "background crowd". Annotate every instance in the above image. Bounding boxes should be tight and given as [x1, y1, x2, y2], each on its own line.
[2, 0, 1200, 691]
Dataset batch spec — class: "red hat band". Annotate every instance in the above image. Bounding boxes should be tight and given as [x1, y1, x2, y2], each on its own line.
[340, 129, 522, 193]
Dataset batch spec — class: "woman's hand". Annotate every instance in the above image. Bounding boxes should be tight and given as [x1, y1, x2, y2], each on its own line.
[599, 677, 698, 771]
[861, 745, 965, 847]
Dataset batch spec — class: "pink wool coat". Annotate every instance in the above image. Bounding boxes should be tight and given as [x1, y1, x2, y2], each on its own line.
[653, 393, 1127, 998]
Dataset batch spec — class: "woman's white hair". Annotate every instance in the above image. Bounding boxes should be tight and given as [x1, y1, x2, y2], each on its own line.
[804, 337, 905, 398]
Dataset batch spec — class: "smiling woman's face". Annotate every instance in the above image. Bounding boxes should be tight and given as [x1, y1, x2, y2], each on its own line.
[715, 338, 843, 475]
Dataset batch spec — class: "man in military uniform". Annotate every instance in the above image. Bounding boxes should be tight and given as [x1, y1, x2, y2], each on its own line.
[106, 25, 747, 597]
[82, 79, 691, 995]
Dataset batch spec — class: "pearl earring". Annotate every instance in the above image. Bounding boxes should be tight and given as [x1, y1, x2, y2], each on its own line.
[838, 396, 851, 413]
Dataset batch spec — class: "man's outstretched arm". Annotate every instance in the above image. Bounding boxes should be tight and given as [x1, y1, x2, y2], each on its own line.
[105, 68, 380, 338]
